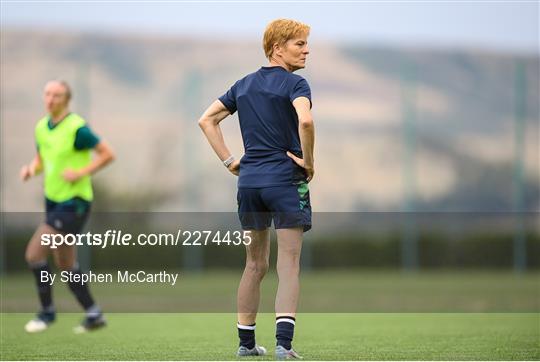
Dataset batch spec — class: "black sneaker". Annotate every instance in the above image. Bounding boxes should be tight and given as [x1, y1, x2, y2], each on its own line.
[73, 314, 107, 334]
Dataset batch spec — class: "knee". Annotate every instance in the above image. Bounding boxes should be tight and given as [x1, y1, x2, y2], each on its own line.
[55, 260, 75, 271]
[245, 259, 269, 280]
[25, 249, 43, 266]
[24, 251, 36, 265]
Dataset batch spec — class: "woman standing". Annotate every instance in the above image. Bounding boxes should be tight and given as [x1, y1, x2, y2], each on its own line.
[199, 19, 314, 359]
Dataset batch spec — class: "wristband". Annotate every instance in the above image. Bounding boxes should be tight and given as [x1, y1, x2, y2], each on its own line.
[223, 155, 235, 168]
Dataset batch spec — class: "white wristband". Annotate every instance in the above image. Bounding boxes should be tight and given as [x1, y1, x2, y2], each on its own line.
[223, 155, 235, 168]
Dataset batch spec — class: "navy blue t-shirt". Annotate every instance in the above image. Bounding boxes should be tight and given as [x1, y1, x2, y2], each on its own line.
[219, 66, 312, 188]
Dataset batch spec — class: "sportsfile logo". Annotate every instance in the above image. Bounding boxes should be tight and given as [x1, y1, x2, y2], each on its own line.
[40, 229, 252, 249]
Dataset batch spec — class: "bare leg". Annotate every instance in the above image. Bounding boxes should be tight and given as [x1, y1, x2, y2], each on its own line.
[52, 244, 77, 271]
[237, 229, 270, 325]
[275, 227, 303, 317]
[25, 223, 56, 265]
[274, 227, 303, 352]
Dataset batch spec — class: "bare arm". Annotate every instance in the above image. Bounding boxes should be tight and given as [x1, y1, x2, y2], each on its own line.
[63, 141, 115, 182]
[20, 153, 43, 181]
[198, 100, 240, 175]
[287, 96, 315, 182]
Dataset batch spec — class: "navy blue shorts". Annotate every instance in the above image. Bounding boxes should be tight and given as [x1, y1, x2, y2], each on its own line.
[237, 183, 312, 232]
[45, 197, 91, 234]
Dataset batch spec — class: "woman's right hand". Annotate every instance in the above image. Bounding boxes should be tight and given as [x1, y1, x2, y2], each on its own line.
[287, 151, 314, 182]
[20, 165, 33, 182]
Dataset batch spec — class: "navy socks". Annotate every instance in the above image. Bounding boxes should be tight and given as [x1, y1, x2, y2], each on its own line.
[276, 316, 296, 350]
[237, 317, 296, 350]
[29, 261, 54, 312]
[237, 322, 256, 349]
[67, 267, 97, 311]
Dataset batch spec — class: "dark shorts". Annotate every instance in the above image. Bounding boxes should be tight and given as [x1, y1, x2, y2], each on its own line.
[45, 197, 91, 234]
[237, 183, 312, 232]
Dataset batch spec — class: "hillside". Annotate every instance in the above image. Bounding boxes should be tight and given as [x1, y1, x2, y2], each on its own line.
[1, 30, 538, 212]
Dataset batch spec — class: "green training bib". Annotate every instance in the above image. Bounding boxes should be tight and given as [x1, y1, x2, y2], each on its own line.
[35, 113, 93, 202]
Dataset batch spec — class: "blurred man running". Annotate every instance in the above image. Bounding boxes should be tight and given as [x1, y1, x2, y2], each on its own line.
[199, 19, 314, 359]
[20, 80, 115, 333]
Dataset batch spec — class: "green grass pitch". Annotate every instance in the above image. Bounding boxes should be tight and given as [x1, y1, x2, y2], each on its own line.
[1, 313, 539, 360]
[1, 271, 539, 360]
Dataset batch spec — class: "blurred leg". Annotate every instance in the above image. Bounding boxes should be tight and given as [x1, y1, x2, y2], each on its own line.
[25, 223, 54, 265]
[25, 223, 56, 312]
[52, 244, 77, 271]
[53, 245, 98, 313]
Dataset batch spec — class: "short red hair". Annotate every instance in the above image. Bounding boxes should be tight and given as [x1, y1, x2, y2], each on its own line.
[263, 19, 310, 59]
